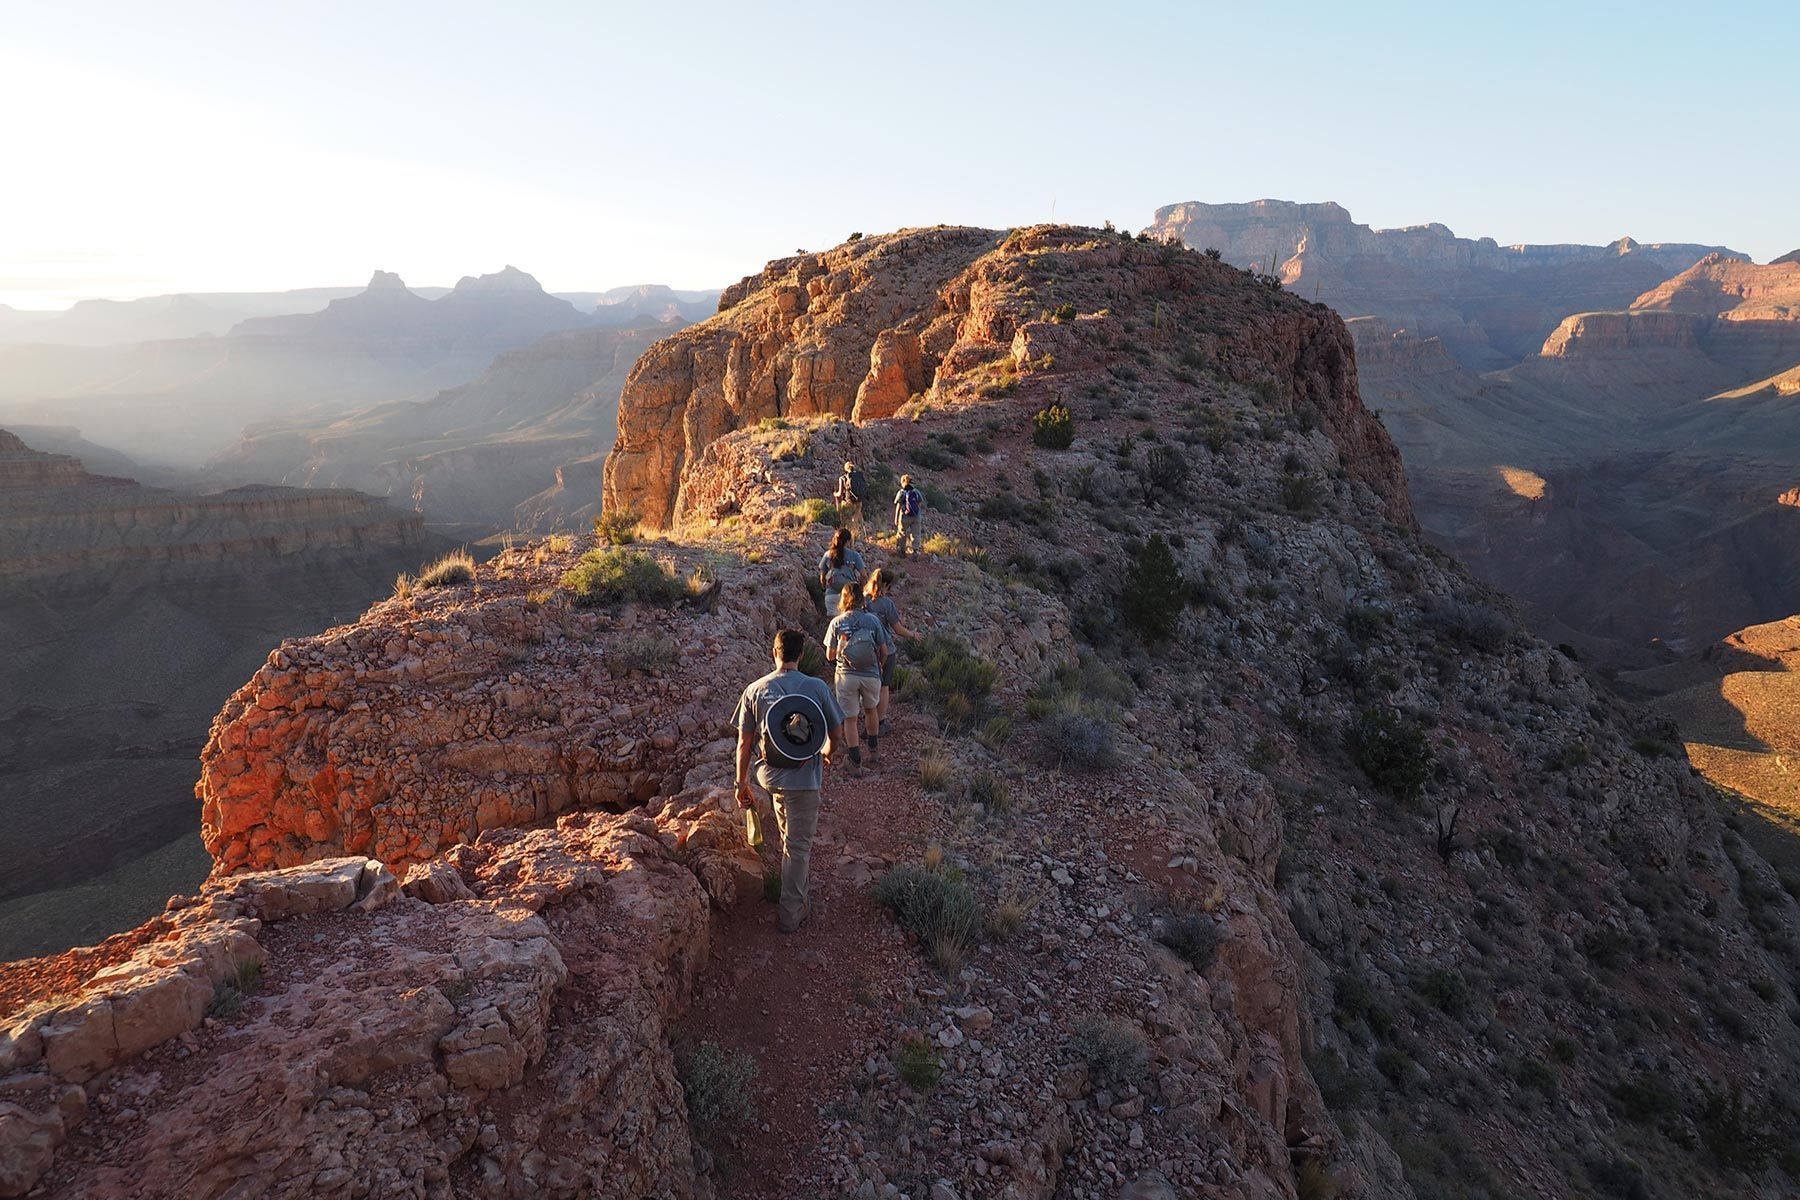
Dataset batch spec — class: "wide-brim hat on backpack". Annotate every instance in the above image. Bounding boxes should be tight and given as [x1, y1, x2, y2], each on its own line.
[764, 692, 828, 768]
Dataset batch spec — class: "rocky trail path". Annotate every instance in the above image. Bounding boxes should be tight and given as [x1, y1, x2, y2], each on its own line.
[684, 701, 936, 1199]
[685, 545, 950, 1199]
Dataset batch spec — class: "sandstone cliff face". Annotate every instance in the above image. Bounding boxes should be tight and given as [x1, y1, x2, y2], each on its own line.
[7, 229, 1798, 1200]
[606, 226, 1411, 530]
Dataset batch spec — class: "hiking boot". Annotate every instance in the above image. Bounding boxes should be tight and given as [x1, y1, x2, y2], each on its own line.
[778, 900, 812, 934]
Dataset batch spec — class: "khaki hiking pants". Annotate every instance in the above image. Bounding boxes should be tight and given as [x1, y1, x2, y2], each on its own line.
[770, 788, 820, 931]
[896, 512, 923, 554]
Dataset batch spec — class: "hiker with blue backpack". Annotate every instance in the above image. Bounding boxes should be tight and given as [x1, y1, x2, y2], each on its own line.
[818, 527, 867, 616]
[824, 584, 893, 768]
[734, 628, 847, 934]
[893, 474, 925, 556]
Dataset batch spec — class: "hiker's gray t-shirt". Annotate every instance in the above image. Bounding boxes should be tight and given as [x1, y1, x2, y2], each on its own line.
[823, 610, 892, 679]
[733, 668, 845, 793]
[866, 595, 901, 637]
[818, 548, 867, 589]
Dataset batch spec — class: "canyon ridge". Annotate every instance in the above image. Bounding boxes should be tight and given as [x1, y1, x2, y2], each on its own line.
[2, 226, 1795, 1200]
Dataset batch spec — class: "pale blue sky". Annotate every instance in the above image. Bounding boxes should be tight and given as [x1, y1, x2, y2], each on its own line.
[2, 0, 1793, 307]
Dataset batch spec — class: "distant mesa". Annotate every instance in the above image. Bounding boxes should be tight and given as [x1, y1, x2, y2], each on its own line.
[1145, 198, 1741, 370]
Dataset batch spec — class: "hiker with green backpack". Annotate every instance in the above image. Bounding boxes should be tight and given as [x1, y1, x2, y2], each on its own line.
[733, 628, 847, 934]
[823, 584, 892, 768]
[833, 460, 867, 532]
[817, 527, 867, 616]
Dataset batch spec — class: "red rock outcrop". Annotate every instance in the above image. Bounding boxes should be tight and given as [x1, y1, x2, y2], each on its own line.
[198, 544, 815, 875]
[607, 225, 1413, 529]
[1, 810, 728, 1198]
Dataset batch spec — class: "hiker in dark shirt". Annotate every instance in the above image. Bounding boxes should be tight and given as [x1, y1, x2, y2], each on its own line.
[733, 629, 847, 934]
[823, 585, 892, 767]
[863, 567, 917, 733]
[817, 527, 868, 616]
[833, 460, 866, 532]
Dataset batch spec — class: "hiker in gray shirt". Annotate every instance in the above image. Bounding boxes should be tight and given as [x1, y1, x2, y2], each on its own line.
[817, 527, 868, 616]
[863, 567, 918, 733]
[823, 585, 892, 768]
[733, 629, 847, 934]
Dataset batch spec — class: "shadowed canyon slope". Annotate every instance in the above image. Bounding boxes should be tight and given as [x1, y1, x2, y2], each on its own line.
[4, 228, 1795, 1200]
[0, 430, 430, 960]
[1151, 201, 1800, 666]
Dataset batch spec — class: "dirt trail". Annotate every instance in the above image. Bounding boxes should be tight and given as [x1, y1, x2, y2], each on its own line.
[685, 550, 945, 1199]
[684, 704, 935, 1198]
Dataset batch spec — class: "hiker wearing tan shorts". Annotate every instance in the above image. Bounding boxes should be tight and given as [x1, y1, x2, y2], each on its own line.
[823, 585, 892, 768]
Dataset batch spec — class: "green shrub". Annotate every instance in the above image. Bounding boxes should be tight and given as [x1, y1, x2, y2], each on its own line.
[1514, 1055, 1556, 1093]
[1122, 534, 1187, 641]
[976, 715, 1014, 750]
[1374, 1047, 1413, 1090]
[1344, 604, 1390, 643]
[679, 1042, 759, 1137]
[1050, 302, 1077, 323]
[1610, 1072, 1678, 1124]
[1040, 700, 1116, 769]
[1699, 1085, 1780, 1172]
[896, 1034, 942, 1091]
[790, 497, 839, 526]
[608, 633, 676, 675]
[1426, 598, 1510, 653]
[978, 492, 1048, 524]
[207, 959, 263, 1019]
[1281, 474, 1320, 514]
[874, 862, 982, 969]
[1032, 404, 1075, 449]
[562, 547, 691, 607]
[967, 769, 1011, 814]
[918, 753, 957, 793]
[904, 635, 998, 729]
[1417, 969, 1469, 1016]
[1546, 741, 1592, 771]
[1156, 909, 1218, 970]
[593, 503, 642, 546]
[1070, 1018, 1147, 1089]
[1140, 444, 1189, 498]
[1346, 707, 1433, 800]
[418, 548, 475, 588]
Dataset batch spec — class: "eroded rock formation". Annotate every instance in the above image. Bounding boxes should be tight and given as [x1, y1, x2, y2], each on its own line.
[5, 228, 1797, 1200]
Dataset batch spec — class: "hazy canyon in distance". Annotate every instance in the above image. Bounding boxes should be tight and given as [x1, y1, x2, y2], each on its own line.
[1148, 200, 1800, 668]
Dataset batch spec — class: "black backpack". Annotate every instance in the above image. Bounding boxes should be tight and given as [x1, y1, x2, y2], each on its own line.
[843, 468, 867, 503]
